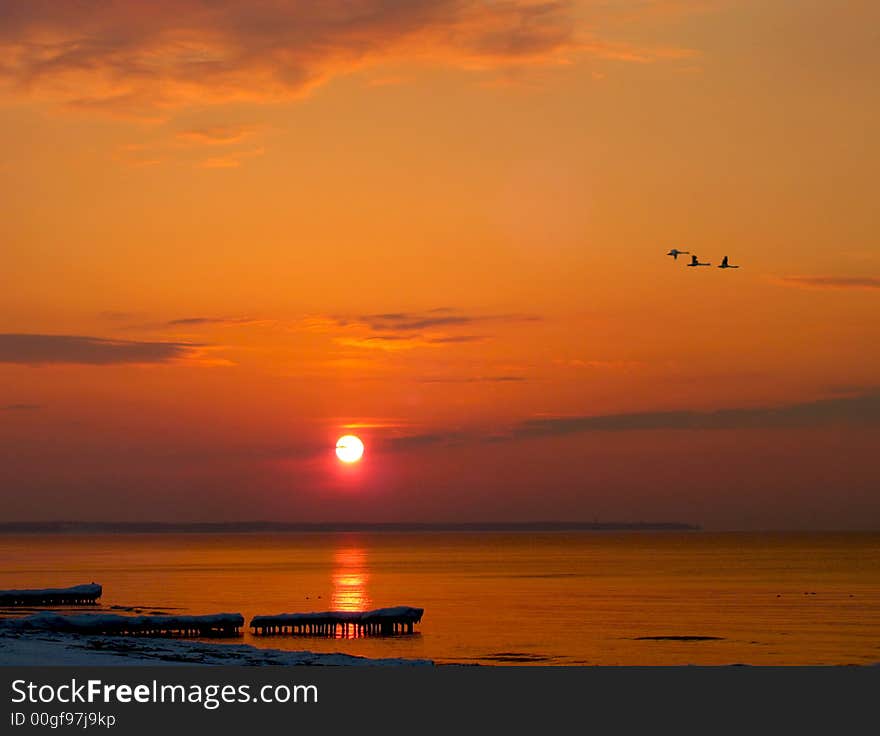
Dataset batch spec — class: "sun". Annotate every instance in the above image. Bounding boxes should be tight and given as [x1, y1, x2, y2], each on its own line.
[335, 435, 365, 463]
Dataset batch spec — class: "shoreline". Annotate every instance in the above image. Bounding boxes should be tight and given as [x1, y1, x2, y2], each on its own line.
[0, 631, 433, 667]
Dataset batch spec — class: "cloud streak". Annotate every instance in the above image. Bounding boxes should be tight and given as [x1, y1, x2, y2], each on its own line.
[556, 358, 644, 370]
[357, 310, 540, 332]
[418, 375, 526, 383]
[368, 392, 880, 453]
[774, 275, 880, 291]
[163, 316, 270, 328]
[512, 393, 880, 438]
[0, 1, 693, 117]
[0, 334, 206, 365]
[306, 308, 540, 351]
[176, 125, 257, 146]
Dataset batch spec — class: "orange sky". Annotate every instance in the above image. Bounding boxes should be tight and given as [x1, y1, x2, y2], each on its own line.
[1, 0, 879, 528]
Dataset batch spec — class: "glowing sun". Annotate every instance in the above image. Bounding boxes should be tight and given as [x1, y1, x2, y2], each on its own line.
[335, 435, 365, 463]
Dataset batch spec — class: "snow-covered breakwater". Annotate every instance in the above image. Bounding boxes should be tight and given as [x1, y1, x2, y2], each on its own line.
[0, 583, 102, 606]
[2, 612, 244, 637]
[250, 606, 424, 636]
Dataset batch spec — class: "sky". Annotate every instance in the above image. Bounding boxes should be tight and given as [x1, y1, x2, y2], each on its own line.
[1, 0, 879, 529]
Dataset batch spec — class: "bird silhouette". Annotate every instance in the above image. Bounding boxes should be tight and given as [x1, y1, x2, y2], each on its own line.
[687, 255, 711, 267]
[667, 248, 690, 260]
[718, 256, 739, 269]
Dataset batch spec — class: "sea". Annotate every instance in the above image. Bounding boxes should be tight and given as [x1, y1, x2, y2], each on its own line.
[2, 531, 879, 665]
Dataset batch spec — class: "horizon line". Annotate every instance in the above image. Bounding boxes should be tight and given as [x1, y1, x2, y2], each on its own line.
[0, 520, 702, 533]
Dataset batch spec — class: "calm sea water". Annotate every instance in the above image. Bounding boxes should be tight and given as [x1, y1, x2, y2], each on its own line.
[2, 532, 879, 665]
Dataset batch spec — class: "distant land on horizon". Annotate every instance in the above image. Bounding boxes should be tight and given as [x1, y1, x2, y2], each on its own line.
[0, 521, 701, 534]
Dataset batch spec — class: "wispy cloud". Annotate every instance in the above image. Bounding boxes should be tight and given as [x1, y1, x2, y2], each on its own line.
[356, 310, 540, 332]
[423, 335, 489, 344]
[115, 133, 265, 169]
[335, 334, 490, 351]
[0, 333, 215, 365]
[176, 125, 257, 146]
[418, 375, 526, 384]
[304, 308, 540, 351]
[384, 431, 471, 451]
[339, 419, 413, 430]
[511, 393, 880, 438]
[0, 1, 696, 118]
[555, 358, 644, 370]
[773, 275, 880, 291]
[163, 316, 272, 328]
[367, 391, 880, 453]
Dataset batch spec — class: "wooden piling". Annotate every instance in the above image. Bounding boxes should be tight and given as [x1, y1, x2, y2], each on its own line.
[250, 606, 424, 637]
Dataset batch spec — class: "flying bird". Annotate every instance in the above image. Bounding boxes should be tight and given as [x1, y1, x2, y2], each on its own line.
[718, 256, 739, 269]
[687, 255, 711, 267]
[667, 249, 690, 260]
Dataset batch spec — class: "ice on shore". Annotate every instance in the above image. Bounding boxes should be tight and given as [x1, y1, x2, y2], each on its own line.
[0, 630, 432, 666]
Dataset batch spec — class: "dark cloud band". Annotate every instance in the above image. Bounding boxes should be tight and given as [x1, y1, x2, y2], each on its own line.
[0, 334, 201, 365]
[513, 393, 880, 437]
[377, 392, 880, 451]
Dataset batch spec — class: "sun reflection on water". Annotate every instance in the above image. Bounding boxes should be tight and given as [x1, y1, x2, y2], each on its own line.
[331, 547, 370, 637]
